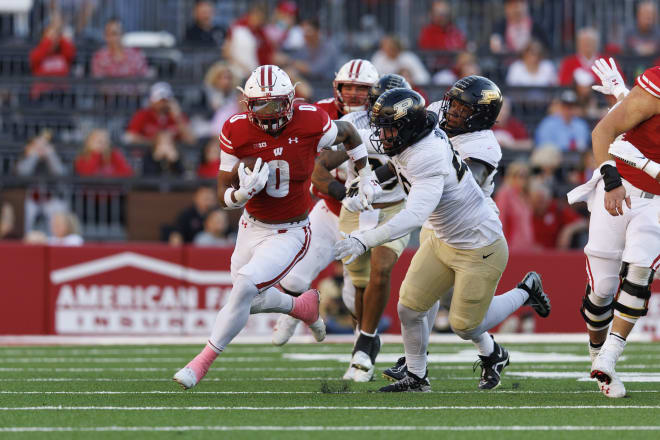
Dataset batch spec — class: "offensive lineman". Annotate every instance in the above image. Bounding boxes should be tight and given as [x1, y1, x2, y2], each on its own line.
[271, 59, 379, 346]
[336, 88, 548, 392]
[568, 59, 660, 398]
[381, 76, 551, 388]
[173, 65, 382, 389]
[313, 73, 411, 382]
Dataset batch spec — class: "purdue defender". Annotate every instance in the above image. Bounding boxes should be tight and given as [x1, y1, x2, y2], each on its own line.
[313, 74, 411, 382]
[336, 89, 547, 392]
[381, 76, 550, 388]
[568, 59, 660, 398]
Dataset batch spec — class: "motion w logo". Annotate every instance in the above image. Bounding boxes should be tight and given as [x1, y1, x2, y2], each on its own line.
[273, 147, 283, 156]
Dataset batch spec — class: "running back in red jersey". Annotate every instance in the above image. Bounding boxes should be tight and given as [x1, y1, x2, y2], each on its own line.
[219, 101, 336, 222]
[619, 65, 660, 195]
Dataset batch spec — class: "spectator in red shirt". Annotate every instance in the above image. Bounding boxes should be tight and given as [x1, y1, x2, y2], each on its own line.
[91, 18, 149, 78]
[417, 1, 466, 51]
[529, 178, 587, 249]
[493, 97, 532, 151]
[30, 15, 76, 77]
[125, 82, 196, 146]
[197, 139, 220, 179]
[558, 27, 616, 86]
[224, 4, 274, 78]
[75, 129, 133, 177]
[495, 161, 537, 252]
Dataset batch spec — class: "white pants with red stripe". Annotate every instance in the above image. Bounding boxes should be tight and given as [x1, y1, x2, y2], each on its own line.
[585, 179, 660, 300]
[232, 213, 311, 291]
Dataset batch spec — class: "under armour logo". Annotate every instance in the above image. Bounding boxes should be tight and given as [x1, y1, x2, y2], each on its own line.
[274, 147, 283, 156]
[288, 137, 298, 144]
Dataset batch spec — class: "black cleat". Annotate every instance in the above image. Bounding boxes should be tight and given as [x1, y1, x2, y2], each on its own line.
[382, 356, 407, 382]
[518, 271, 551, 318]
[379, 371, 431, 392]
[474, 341, 510, 390]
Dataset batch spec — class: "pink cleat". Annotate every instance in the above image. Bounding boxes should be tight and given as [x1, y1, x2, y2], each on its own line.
[173, 344, 218, 390]
[289, 289, 326, 342]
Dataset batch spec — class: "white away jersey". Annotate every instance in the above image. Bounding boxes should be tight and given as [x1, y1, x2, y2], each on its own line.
[391, 127, 503, 249]
[450, 129, 502, 199]
[343, 111, 405, 203]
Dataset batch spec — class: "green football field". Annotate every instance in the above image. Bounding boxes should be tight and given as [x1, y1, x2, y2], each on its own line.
[1, 341, 660, 439]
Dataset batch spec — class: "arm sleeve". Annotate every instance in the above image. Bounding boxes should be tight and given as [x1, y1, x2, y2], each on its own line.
[637, 67, 660, 98]
[111, 149, 134, 176]
[317, 120, 338, 151]
[219, 150, 239, 172]
[60, 38, 76, 63]
[127, 111, 145, 135]
[29, 37, 53, 71]
[362, 174, 444, 247]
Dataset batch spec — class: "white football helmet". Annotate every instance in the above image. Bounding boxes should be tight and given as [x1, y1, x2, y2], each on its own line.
[238, 65, 296, 133]
[333, 59, 379, 113]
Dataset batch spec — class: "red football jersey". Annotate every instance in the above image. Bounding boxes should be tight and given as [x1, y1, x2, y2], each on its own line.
[220, 102, 334, 222]
[618, 66, 660, 195]
[312, 97, 345, 215]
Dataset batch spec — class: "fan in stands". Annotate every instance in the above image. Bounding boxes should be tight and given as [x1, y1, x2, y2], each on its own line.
[229, 156, 260, 189]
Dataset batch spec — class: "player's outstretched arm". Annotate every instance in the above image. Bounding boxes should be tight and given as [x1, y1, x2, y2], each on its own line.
[312, 149, 349, 201]
[592, 85, 660, 215]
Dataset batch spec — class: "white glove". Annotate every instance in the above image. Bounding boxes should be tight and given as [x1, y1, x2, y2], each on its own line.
[591, 57, 628, 101]
[234, 158, 270, 203]
[342, 177, 369, 212]
[334, 231, 368, 265]
[609, 139, 660, 179]
[357, 168, 382, 210]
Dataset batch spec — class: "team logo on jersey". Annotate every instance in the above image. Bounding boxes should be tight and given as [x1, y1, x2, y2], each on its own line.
[253, 142, 268, 149]
[393, 98, 413, 120]
[288, 137, 298, 144]
[478, 89, 501, 104]
[273, 147, 283, 156]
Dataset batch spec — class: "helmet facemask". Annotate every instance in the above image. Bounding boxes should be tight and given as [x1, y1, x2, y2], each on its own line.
[334, 82, 371, 113]
[439, 96, 475, 136]
[244, 93, 294, 134]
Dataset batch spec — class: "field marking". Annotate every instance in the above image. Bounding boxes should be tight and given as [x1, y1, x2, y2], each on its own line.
[0, 357, 276, 363]
[1, 405, 659, 411]
[509, 371, 660, 382]
[1, 390, 659, 395]
[285, 351, 592, 364]
[0, 367, 341, 373]
[1, 426, 660, 432]
[0, 377, 357, 382]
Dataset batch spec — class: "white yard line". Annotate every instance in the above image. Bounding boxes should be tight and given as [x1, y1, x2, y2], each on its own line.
[0, 357, 276, 363]
[0, 405, 659, 411]
[1, 426, 659, 432]
[1, 390, 658, 395]
[0, 367, 341, 373]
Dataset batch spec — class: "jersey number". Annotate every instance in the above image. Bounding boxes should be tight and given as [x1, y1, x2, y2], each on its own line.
[265, 160, 290, 198]
[396, 171, 412, 195]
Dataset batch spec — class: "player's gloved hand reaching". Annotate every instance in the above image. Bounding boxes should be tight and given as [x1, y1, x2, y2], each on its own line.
[591, 57, 629, 101]
[357, 168, 383, 210]
[235, 158, 270, 203]
[334, 231, 368, 264]
[342, 177, 371, 212]
[608, 139, 660, 179]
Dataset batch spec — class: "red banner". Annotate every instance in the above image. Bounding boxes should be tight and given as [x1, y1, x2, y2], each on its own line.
[1, 243, 659, 337]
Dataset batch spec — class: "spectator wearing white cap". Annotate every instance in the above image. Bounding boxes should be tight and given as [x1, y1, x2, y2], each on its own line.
[125, 82, 196, 146]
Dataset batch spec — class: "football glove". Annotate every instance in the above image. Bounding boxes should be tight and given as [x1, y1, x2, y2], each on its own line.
[335, 231, 368, 265]
[357, 168, 382, 210]
[609, 139, 660, 179]
[591, 57, 628, 101]
[342, 177, 370, 212]
[235, 158, 270, 203]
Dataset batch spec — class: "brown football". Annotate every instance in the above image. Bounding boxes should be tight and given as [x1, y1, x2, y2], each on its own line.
[230, 156, 261, 189]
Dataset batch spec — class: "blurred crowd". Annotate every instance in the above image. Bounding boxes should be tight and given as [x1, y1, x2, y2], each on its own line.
[1, 0, 659, 250]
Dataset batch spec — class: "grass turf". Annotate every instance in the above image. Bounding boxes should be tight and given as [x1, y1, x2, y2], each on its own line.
[0, 342, 659, 439]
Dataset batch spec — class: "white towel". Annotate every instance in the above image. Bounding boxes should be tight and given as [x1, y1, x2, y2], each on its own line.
[567, 169, 602, 211]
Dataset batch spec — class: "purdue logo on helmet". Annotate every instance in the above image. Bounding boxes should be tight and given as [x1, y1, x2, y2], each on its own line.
[439, 75, 503, 136]
[369, 88, 428, 157]
[367, 74, 411, 112]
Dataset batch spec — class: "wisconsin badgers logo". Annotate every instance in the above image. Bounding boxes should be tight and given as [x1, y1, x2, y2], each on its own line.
[273, 147, 283, 156]
[393, 98, 413, 120]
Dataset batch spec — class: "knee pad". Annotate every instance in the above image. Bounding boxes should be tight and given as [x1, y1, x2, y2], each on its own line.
[580, 284, 613, 331]
[613, 263, 654, 322]
[279, 273, 310, 296]
[451, 326, 479, 341]
[397, 303, 426, 326]
[228, 275, 258, 306]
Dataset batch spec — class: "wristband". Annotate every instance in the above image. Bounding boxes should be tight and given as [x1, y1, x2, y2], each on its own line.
[346, 143, 367, 162]
[600, 163, 623, 192]
[328, 180, 346, 201]
[224, 187, 247, 209]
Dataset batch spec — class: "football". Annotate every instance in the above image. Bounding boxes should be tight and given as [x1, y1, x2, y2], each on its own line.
[230, 156, 261, 189]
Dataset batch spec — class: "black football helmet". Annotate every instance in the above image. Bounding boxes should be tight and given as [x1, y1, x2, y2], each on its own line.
[439, 75, 502, 136]
[367, 74, 411, 111]
[369, 88, 429, 156]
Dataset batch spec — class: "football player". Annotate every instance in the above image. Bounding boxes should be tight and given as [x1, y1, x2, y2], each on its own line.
[335, 88, 548, 392]
[382, 76, 551, 388]
[271, 59, 379, 346]
[568, 58, 660, 398]
[312, 74, 411, 382]
[173, 65, 381, 389]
